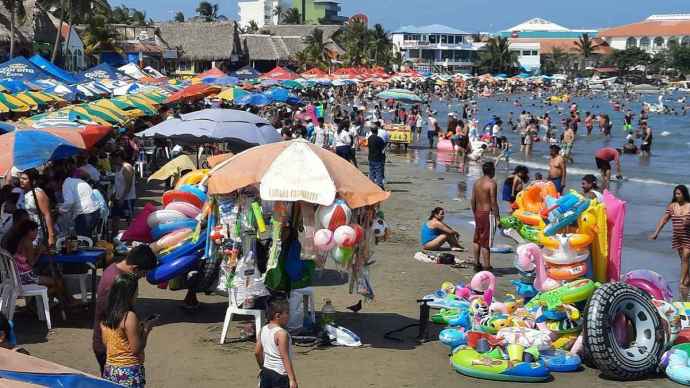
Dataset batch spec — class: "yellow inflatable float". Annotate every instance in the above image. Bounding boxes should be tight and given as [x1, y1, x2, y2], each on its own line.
[577, 199, 608, 282]
[175, 169, 209, 189]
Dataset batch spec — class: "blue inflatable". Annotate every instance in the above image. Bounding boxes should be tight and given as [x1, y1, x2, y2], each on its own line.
[178, 184, 208, 204]
[158, 232, 207, 264]
[147, 254, 200, 284]
[540, 350, 582, 372]
[151, 219, 199, 240]
[439, 328, 467, 349]
[544, 198, 590, 236]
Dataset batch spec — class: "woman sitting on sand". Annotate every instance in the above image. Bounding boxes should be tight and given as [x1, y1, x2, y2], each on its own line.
[420, 207, 464, 251]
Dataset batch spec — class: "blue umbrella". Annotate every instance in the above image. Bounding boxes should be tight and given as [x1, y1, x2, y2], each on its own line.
[0, 80, 28, 93]
[235, 93, 272, 106]
[260, 79, 279, 87]
[0, 129, 84, 172]
[0, 122, 16, 134]
[203, 76, 239, 86]
[267, 87, 289, 103]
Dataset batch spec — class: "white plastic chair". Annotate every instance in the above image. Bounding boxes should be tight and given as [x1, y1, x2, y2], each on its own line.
[55, 236, 94, 302]
[0, 249, 51, 330]
[219, 288, 263, 345]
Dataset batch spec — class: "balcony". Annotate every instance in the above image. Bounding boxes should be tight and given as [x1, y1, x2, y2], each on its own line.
[399, 40, 473, 50]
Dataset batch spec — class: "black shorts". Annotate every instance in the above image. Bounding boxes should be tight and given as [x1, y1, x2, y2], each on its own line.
[640, 142, 651, 152]
[259, 368, 289, 388]
[595, 157, 610, 171]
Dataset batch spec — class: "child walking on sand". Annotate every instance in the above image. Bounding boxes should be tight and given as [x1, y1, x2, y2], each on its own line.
[255, 299, 298, 388]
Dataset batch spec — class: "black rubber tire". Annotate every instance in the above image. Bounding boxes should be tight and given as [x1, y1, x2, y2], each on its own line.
[580, 298, 596, 368]
[585, 282, 664, 380]
[197, 246, 222, 293]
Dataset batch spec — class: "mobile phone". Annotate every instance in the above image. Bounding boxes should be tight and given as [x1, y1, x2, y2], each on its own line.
[145, 314, 160, 322]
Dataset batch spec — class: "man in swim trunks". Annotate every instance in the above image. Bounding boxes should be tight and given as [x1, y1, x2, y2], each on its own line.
[471, 161, 499, 271]
[594, 147, 623, 189]
[640, 120, 653, 157]
[561, 126, 575, 163]
[548, 145, 567, 194]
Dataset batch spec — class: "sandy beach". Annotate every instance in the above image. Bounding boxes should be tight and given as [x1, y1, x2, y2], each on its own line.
[13, 148, 678, 388]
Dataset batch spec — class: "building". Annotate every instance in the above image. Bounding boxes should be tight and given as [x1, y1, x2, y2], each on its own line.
[46, 14, 85, 71]
[498, 18, 609, 72]
[242, 24, 343, 71]
[238, 0, 289, 28]
[391, 24, 480, 73]
[292, 0, 347, 25]
[599, 14, 690, 54]
[0, 0, 64, 62]
[158, 21, 245, 76]
[94, 24, 167, 69]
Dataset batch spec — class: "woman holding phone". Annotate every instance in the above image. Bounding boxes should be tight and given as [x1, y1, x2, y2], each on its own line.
[100, 273, 156, 387]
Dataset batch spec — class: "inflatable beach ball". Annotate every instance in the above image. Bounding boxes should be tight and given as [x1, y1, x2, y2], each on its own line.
[332, 246, 354, 265]
[371, 217, 387, 237]
[333, 225, 357, 247]
[314, 229, 336, 252]
[317, 199, 351, 231]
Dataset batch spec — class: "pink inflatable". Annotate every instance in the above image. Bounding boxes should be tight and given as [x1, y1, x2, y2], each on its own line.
[518, 243, 560, 291]
[623, 269, 673, 301]
[165, 201, 201, 218]
[603, 190, 625, 281]
[436, 138, 455, 152]
[470, 271, 496, 304]
[151, 228, 193, 253]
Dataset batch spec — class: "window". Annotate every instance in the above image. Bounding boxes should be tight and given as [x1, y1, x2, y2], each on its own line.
[408, 49, 420, 58]
[429, 35, 437, 43]
[421, 49, 436, 60]
[178, 61, 193, 72]
[531, 50, 538, 56]
[639, 37, 650, 49]
[441, 50, 453, 59]
[668, 37, 679, 47]
[522, 50, 531, 56]
[440, 35, 448, 44]
[653, 37, 664, 49]
[626, 37, 637, 48]
[454, 50, 469, 61]
[455, 35, 463, 44]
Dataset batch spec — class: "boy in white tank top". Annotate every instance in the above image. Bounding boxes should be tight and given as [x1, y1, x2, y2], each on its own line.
[255, 299, 298, 388]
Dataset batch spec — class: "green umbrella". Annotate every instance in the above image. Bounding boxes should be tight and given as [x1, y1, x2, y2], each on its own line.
[112, 96, 157, 116]
[281, 80, 303, 90]
[376, 88, 424, 103]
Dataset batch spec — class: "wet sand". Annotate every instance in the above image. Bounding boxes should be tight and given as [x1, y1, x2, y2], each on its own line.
[14, 148, 677, 387]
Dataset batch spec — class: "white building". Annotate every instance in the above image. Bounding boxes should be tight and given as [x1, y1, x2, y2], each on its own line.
[391, 25, 480, 73]
[238, 0, 288, 28]
[599, 14, 690, 54]
[48, 13, 86, 71]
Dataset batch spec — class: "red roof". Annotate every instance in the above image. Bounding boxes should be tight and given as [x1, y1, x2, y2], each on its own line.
[509, 38, 613, 55]
[600, 18, 690, 38]
[261, 66, 298, 80]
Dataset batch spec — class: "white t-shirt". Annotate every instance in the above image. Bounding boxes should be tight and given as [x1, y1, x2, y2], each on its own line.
[61, 177, 98, 216]
[313, 126, 328, 148]
[334, 130, 352, 147]
[427, 116, 437, 133]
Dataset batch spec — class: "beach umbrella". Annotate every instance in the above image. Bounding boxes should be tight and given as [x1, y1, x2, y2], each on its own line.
[260, 79, 280, 87]
[0, 80, 29, 93]
[147, 154, 197, 182]
[137, 108, 280, 150]
[165, 84, 220, 104]
[0, 122, 16, 133]
[207, 152, 234, 168]
[261, 66, 298, 81]
[0, 93, 31, 112]
[202, 75, 239, 86]
[112, 96, 157, 116]
[301, 68, 328, 79]
[217, 87, 248, 102]
[13, 93, 40, 110]
[235, 93, 272, 106]
[376, 88, 424, 103]
[77, 124, 114, 148]
[207, 139, 390, 208]
[266, 87, 289, 102]
[197, 67, 225, 79]
[280, 80, 303, 90]
[0, 128, 87, 174]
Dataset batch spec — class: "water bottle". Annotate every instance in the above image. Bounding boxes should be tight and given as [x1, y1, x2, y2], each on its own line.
[320, 299, 336, 327]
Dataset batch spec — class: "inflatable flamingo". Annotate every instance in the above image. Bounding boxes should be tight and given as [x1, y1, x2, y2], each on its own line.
[517, 243, 560, 292]
[470, 271, 496, 304]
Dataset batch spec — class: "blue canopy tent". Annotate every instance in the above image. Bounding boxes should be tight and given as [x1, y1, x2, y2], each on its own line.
[230, 65, 261, 80]
[78, 62, 129, 82]
[0, 56, 55, 83]
[29, 55, 78, 84]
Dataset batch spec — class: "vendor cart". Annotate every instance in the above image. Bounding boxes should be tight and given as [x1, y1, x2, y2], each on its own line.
[385, 123, 412, 150]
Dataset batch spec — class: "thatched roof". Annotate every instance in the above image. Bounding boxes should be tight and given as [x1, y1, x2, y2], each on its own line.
[157, 21, 240, 61]
[259, 24, 342, 40]
[0, 0, 54, 45]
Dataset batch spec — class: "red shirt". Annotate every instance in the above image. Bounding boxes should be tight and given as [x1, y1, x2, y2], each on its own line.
[595, 147, 619, 162]
[92, 263, 125, 354]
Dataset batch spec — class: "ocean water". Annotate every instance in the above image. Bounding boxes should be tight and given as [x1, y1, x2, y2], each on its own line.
[390, 93, 690, 295]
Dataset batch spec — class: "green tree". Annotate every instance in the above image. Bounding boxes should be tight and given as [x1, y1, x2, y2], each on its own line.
[272, 5, 284, 24]
[196, 1, 220, 22]
[174, 11, 185, 22]
[574, 33, 601, 70]
[335, 20, 369, 66]
[246, 20, 259, 33]
[476, 36, 518, 75]
[304, 28, 329, 68]
[1, 0, 25, 59]
[368, 23, 392, 66]
[610, 47, 650, 73]
[670, 46, 690, 73]
[282, 8, 301, 24]
[82, 14, 122, 64]
[108, 5, 149, 25]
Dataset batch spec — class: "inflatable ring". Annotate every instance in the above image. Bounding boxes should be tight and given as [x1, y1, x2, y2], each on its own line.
[622, 269, 673, 302]
[151, 228, 193, 253]
[496, 327, 552, 351]
[150, 219, 199, 240]
[175, 169, 209, 189]
[513, 209, 545, 228]
[540, 350, 582, 372]
[146, 254, 200, 284]
[585, 282, 664, 380]
[439, 328, 467, 349]
[451, 346, 551, 382]
[158, 232, 207, 264]
[177, 184, 208, 204]
[544, 199, 591, 236]
[162, 190, 204, 209]
[146, 209, 188, 228]
[667, 343, 690, 385]
[546, 261, 588, 281]
[540, 233, 593, 252]
[422, 292, 470, 310]
[165, 201, 201, 218]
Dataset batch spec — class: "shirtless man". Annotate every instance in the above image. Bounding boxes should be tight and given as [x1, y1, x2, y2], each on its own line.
[584, 112, 594, 136]
[561, 126, 575, 163]
[471, 162, 499, 271]
[548, 145, 567, 194]
[594, 147, 623, 189]
[640, 120, 653, 157]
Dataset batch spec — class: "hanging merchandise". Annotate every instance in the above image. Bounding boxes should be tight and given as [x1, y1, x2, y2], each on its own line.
[297, 202, 318, 260]
[316, 199, 351, 231]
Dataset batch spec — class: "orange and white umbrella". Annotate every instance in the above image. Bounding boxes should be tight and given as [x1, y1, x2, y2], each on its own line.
[207, 139, 389, 208]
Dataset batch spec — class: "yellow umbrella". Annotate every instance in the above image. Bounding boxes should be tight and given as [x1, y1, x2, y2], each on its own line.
[130, 94, 159, 107]
[93, 99, 145, 119]
[13, 93, 39, 110]
[0, 100, 10, 113]
[60, 106, 110, 125]
[147, 154, 197, 182]
[0, 93, 31, 112]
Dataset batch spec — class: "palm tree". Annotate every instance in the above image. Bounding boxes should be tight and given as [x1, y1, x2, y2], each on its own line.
[304, 28, 329, 68]
[246, 20, 259, 33]
[282, 8, 301, 25]
[337, 20, 369, 66]
[196, 1, 219, 22]
[272, 5, 284, 24]
[82, 14, 122, 64]
[574, 33, 601, 69]
[476, 36, 518, 74]
[65, 0, 110, 64]
[549, 47, 568, 74]
[174, 11, 185, 22]
[368, 23, 391, 66]
[2, 0, 25, 59]
[291, 50, 310, 72]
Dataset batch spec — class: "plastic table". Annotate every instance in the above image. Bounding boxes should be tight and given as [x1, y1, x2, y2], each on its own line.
[39, 249, 106, 313]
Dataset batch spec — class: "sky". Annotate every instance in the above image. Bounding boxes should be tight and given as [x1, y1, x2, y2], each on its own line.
[111, 0, 690, 32]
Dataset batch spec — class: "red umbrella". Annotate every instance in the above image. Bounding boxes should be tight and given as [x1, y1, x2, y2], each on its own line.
[261, 66, 298, 81]
[165, 84, 221, 104]
[197, 67, 226, 79]
[301, 68, 328, 79]
[79, 125, 113, 148]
